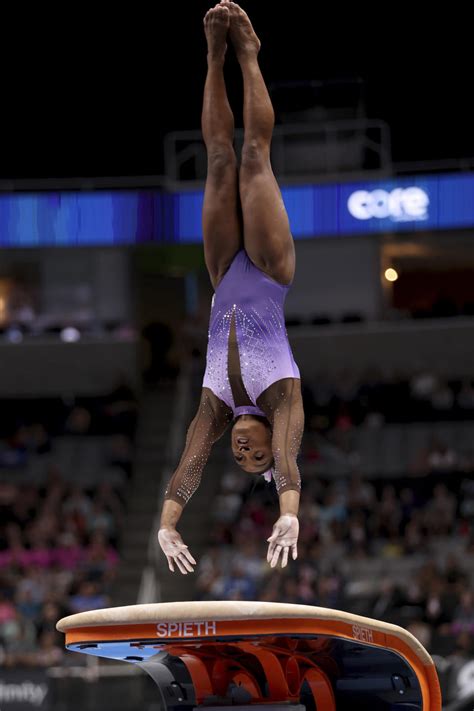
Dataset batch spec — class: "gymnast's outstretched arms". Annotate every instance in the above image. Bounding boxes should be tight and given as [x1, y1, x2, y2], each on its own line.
[158, 379, 304, 573]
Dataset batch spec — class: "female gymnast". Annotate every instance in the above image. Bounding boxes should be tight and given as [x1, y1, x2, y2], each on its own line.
[158, 0, 304, 574]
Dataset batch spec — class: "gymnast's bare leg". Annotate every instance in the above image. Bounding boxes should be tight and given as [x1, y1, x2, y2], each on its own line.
[223, 0, 295, 286]
[202, 3, 243, 290]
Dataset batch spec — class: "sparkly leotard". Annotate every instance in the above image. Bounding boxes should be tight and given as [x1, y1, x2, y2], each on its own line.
[164, 250, 303, 506]
[203, 250, 300, 415]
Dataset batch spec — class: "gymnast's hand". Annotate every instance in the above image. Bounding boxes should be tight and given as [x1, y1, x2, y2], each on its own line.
[158, 527, 197, 574]
[266, 514, 299, 568]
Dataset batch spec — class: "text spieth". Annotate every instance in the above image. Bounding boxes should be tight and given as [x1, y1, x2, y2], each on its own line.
[156, 621, 375, 643]
[156, 622, 217, 638]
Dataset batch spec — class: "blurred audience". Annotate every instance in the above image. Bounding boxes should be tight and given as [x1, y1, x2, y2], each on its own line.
[0, 378, 134, 667]
[303, 368, 474, 431]
[196, 456, 473, 659]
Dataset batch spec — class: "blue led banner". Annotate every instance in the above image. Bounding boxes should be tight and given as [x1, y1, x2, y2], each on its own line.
[176, 173, 474, 241]
[0, 172, 473, 247]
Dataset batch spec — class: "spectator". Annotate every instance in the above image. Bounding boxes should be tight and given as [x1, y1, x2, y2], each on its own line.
[426, 439, 458, 473]
[424, 484, 457, 536]
[457, 379, 474, 412]
[422, 579, 457, 631]
[221, 562, 257, 601]
[371, 578, 403, 622]
[64, 406, 91, 435]
[451, 589, 474, 634]
[69, 581, 109, 614]
[430, 381, 455, 414]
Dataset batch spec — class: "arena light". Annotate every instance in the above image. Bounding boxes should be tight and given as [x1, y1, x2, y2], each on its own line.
[60, 327, 81, 343]
[384, 268, 399, 282]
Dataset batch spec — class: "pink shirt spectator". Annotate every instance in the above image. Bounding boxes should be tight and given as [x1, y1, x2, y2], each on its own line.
[53, 545, 86, 569]
[0, 599, 16, 623]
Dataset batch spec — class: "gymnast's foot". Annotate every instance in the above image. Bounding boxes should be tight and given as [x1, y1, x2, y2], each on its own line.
[204, 4, 230, 62]
[222, 1, 261, 60]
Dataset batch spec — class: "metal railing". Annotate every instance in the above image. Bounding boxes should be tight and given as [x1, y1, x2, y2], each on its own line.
[1, 152, 473, 194]
[164, 118, 393, 182]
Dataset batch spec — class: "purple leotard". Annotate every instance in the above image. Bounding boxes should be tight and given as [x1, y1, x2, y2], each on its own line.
[203, 250, 300, 413]
[164, 250, 303, 506]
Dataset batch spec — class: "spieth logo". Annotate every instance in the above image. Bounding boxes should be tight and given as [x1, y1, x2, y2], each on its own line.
[352, 624, 374, 643]
[156, 621, 217, 638]
[347, 187, 429, 222]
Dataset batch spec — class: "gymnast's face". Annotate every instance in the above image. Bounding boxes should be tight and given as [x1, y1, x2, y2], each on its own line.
[231, 415, 273, 474]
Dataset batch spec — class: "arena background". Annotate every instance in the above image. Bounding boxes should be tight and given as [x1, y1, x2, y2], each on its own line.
[0, 4, 473, 709]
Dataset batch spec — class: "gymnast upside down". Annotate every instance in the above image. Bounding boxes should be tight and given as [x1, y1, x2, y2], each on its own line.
[158, 0, 304, 573]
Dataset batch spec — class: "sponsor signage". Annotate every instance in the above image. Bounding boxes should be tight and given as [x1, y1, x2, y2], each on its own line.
[0, 671, 49, 709]
[1, 172, 472, 246]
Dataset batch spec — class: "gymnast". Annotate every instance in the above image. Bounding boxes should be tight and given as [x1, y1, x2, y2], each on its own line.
[158, 0, 304, 574]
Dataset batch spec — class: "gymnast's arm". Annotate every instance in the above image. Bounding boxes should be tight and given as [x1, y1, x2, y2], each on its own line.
[258, 378, 304, 567]
[259, 378, 304, 511]
[158, 388, 232, 572]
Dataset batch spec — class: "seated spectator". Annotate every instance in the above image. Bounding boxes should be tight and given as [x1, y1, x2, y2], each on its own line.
[83, 532, 119, 582]
[101, 376, 138, 438]
[422, 578, 458, 631]
[315, 572, 344, 609]
[426, 438, 458, 474]
[62, 486, 93, 535]
[371, 578, 404, 622]
[375, 485, 402, 539]
[232, 539, 266, 584]
[1, 609, 37, 660]
[424, 484, 457, 536]
[456, 379, 474, 412]
[106, 434, 134, 479]
[0, 590, 16, 625]
[86, 500, 116, 541]
[403, 514, 426, 555]
[54, 532, 86, 570]
[444, 553, 469, 591]
[221, 562, 257, 601]
[451, 589, 474, 634]
[68, 581, 109, 614]
[347, 473, 376, 512]
[346, 512, 370, 557]
[64, 406, 91, 435]
[15, 587, 42, 622]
